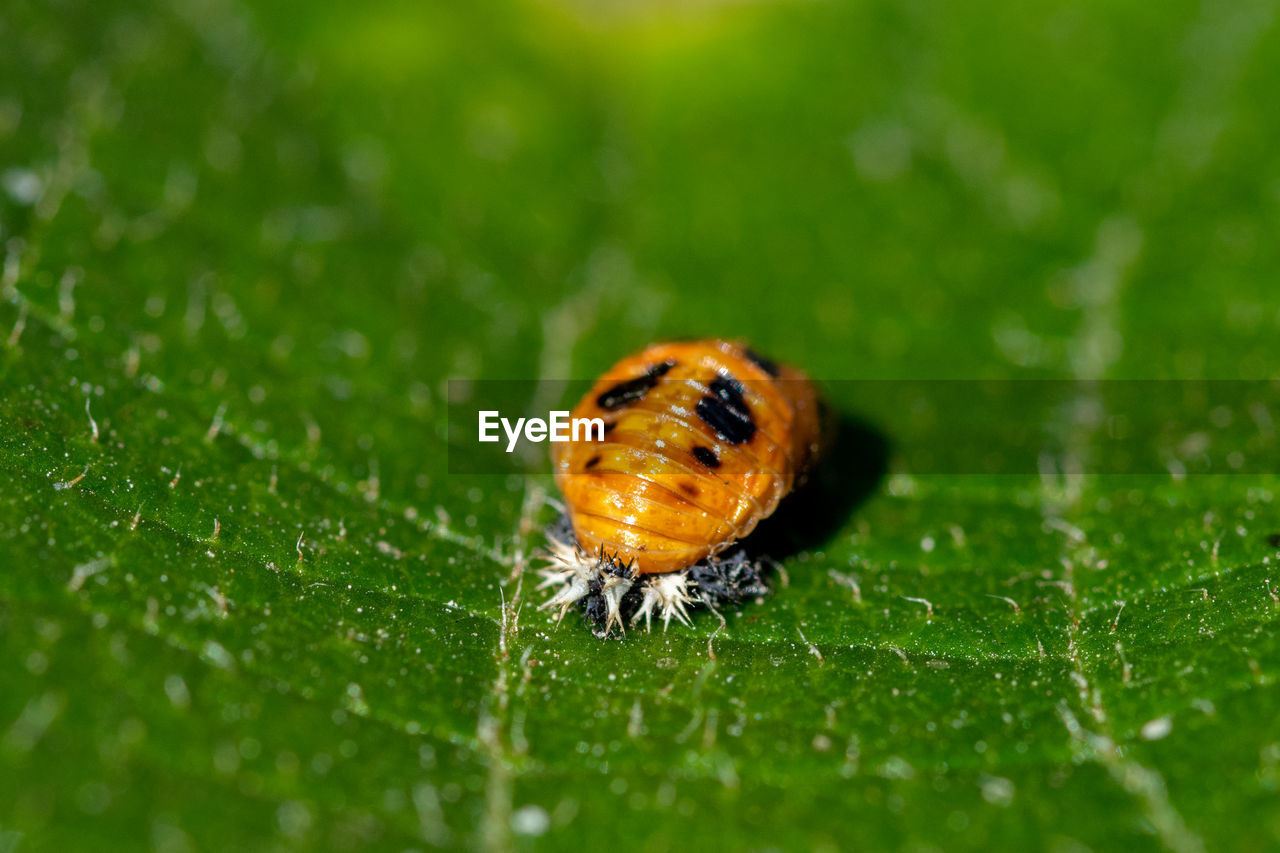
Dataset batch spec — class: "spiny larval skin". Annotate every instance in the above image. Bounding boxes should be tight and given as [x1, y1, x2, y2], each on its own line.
[537, 515, 770, 639]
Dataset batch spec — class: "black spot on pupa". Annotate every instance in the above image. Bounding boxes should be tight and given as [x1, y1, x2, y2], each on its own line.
[744, 347, 780, 377]
[696, 373, 756, 445]
[678, 482, 700, 498]
[1267, 533, 1280, 548]
[601, 421, 617, 435]
[691, 445, 721, 469]
[596, 360, 676, 410]
[584, 455, 602, 469]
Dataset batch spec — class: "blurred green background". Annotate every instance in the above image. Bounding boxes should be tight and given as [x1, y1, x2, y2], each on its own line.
[3, 0, 1280, 850]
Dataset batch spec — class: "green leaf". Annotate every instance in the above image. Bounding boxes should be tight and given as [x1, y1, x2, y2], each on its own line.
[3, 0, 1279, 851]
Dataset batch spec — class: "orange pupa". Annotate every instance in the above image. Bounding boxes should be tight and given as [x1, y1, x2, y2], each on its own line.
[539, 339, 824, 637]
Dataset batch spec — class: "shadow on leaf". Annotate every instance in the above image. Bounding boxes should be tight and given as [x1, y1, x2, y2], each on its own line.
[748, 412, 890, 563]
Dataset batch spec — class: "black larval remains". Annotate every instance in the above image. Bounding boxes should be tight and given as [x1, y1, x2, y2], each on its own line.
[547, 514, 771, 638]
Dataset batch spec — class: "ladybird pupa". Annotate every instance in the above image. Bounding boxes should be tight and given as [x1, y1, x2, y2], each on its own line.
[539, 339, 824, 637]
